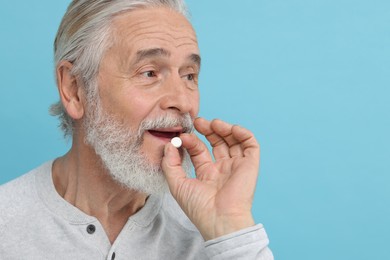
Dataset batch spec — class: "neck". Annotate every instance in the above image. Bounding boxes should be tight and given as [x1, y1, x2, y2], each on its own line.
[52, 142, 148, 244]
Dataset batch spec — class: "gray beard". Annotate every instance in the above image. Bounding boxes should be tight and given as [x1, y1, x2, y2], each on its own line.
[83, 99, 193, 195]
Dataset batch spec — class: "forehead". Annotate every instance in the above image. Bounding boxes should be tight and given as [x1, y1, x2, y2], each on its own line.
[110, 7, 198, 53]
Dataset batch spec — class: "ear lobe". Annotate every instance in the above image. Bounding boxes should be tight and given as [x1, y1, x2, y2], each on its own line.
[56, 61, 85, 120]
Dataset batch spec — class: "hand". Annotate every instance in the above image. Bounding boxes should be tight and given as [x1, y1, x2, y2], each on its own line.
[161, 117, 260, 240]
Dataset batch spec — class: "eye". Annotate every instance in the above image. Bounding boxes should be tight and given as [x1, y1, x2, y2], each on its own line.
[184, 73, 198, 82]
[141, 70, 157, 78]
[183, 73, 198, 89]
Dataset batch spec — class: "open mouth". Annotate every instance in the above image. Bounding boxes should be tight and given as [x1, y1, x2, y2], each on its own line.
[148, 129, 181, 139]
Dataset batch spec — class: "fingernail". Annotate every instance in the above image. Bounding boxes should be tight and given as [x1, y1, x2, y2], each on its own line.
[163, 144, 168, 156]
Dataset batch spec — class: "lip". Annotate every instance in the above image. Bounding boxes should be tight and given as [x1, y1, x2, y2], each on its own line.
[151, 127, 183, 133]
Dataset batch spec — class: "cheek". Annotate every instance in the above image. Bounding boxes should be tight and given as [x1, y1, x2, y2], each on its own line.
[191, 91, 200, 117]
[110, 92, 157, 129]
[128, 95, 153, 117]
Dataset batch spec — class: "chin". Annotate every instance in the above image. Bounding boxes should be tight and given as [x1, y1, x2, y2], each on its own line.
[141, 147, 166, 168]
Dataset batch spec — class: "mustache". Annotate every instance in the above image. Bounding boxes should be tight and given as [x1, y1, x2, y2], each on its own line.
[137, 113, 194, 137]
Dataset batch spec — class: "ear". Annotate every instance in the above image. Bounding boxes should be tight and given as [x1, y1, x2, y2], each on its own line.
[56, 61, 85, 120]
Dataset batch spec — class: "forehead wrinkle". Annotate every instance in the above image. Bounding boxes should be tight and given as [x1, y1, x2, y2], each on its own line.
[175, 42, 198, 49]
[122, 30, 197, 52]
[131, 34, 181, 47]
[172, 34, 198, 41]
[117, 19, 195, 39]
[115, 14, 194, 38]
[133, 19, 193, 32]
[130, 29, 196, 42]
[121, 23, 165, 37]
[111, 10, 198, 70]
[125, 19, 157, 30]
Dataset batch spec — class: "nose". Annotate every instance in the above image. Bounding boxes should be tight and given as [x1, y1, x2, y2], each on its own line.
[159, 73, 198, 115]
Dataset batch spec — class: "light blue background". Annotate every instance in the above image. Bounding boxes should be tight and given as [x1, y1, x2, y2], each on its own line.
[1, 1, 389, 259]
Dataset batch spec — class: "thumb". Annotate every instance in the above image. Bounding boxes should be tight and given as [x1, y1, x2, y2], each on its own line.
[161, 143, 187, 196]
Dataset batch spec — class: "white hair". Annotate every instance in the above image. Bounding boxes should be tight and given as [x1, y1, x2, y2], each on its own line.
[49, 0, 189, 137]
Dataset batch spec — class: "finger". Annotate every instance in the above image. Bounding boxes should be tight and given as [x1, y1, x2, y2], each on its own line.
[210, 119, 240, 147]
[194, 117, 230, 160]
[231, 125, 260, 160]
[210, 119, 244, 158]
[161, 143, 188, 197]
[180, 133, 219, 181]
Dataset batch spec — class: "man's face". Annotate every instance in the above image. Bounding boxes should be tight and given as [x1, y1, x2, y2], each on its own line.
[94, 7, 200, 165]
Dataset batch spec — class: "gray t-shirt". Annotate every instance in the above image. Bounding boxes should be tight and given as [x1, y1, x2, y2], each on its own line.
[0, 161, 273, 259]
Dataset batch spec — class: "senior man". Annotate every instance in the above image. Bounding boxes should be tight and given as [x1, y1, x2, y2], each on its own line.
[0, 0, 273, 259]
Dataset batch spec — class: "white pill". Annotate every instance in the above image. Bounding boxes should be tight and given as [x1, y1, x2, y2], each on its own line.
[171, 137, 182, 148]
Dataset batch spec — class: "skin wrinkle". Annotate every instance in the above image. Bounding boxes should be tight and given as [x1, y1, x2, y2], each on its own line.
[117, 13, 193, 31]
[114, 59, 200, 88]
[116, 51, 200, 88]
[175, 42, 198, 48]
[122, 33, 197, 47]
[110, 12, 198, 73]
[121, 20, 195, 37]
[133, 48, 200, 73]
[115, 33, 198, 74]
[125, 13, 193, 32]
[113, 15, 197, 50]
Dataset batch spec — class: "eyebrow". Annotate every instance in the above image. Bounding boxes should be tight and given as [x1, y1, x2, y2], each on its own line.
[189, 53, 201, 70]
[134, 48, 201, 69]
[134, 48, 170, 64]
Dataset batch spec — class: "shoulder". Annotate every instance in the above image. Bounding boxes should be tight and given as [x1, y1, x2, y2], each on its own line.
[0, 169, 37, 205]
[0, 161, 52, 226]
